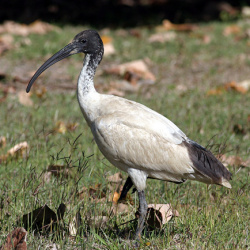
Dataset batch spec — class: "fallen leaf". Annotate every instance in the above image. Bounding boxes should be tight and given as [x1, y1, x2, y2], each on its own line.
[242, 6, 250, 18]
[202, 35, 211, 44]
[0, 136, 6, 148]
[101, 35, 116, 57]
[162, 19, 198, 32]
[28, 20, 58, 35]
[141, 204, 178, 230]
[232, 124, 246, 135]
[47, 164, 70, 178]
[105, 60, 155, 85]
[0, 34, 13, 55]
[7, 141, 29, 158]
[111, 203, 130, 215]
[33, 86, 47, 98]
[54, 121, 67, 134]
[219, 154, 249, 168]
[78, 184, 106, 201]
[0, 20, 59, 36]
[54, 121, 79, 134]
[101, 35, 112, 44]
[66, 122, 79, 131]
[0, 89, 8, 103]
[224, 81, 248, 94]
[148, 31, 177, 43]
[236, 79, 250, 92]
[0, 227, 27, 250]
[107, 172, 123, 183]
[207, 80, 249, 96]
[206, 86, 225, 96]
[112, 191, 120, 204]
[22, 203, 65, 232]
[0, 21, 29, 36]
[223, 25, 241, 36]
[104, 43, 116, 56]
[18, 91, 33, 106]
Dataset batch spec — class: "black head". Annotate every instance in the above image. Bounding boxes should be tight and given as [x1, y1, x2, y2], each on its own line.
[26, 30, 103, 93]
[72, 30, 103, 55]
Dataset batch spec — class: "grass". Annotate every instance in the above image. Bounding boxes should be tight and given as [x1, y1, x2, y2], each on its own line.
[0, 19, 249, 249]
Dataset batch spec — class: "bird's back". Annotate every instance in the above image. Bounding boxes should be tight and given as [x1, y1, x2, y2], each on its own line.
[88, 94, 232, 188]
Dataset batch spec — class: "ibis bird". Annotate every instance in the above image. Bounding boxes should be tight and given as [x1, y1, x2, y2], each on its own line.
[26, 30, 232, 240]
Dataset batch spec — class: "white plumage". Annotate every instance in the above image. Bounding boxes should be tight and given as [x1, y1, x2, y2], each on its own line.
[27, 30, 232, 240]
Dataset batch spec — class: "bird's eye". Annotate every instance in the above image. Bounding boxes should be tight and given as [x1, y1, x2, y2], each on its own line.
[81, 39, 87, 43]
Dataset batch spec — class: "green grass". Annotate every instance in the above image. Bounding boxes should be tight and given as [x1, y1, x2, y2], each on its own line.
[0, 20, 249, 249]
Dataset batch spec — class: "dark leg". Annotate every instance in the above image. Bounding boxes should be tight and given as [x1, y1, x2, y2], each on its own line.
[118, 176, 133, 201]
[134, 190, 148, 240]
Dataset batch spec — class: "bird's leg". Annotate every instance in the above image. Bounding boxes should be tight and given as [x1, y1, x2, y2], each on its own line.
[134, 190, 148, 240]
[118, 176, 133, 201]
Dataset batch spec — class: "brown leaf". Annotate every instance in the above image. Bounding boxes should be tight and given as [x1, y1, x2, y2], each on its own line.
[236, 79, 250, 92]
[18, 91, 33, 106]
[54, 121, 67, 134]
[107, 172, 123, 183]
[207, 80, 249, 96]
[101, 36, 116, 57]
[223, 25, 241, 36]
[78, 184, 106, 200]
[232, 124, 246, 135]
[206, 86, 225, 96]
[224, 81, 248, 94]
[0, 34, 13, 55]
[0, 20, 59, 36]
[219, 154, 249, 168]
[242, 6, 250, 18]
[148, 32, 177, 43]
[48, 164, 69, 176]
[54, 121, 79, 134]
[33, 86, 47, 98]
[143, 204, 178, 230]
[0, 227, 27, 250]
[112, 191, 120, 204]
[0, 21, 29, 36]
[7, 141, 29, 158]
[162, 19, 198, 32]
[105, 60, 155, 84]
[104, 43, 116, 57]
[111, 203, 130, 215]
[22, 203, 65, 231]
[66, 122, 79, 132]
[28, 20, 58, 35]
[101, 35, 112, 44]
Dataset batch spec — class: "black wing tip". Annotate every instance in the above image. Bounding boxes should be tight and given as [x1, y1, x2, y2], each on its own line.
[183, 140, 232, 183]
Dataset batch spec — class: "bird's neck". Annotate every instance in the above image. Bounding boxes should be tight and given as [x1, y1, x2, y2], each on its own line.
[78, 53, 100, 96]
[77, 52, 103, 125]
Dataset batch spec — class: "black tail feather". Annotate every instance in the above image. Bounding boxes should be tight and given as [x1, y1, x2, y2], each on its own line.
[184, 140, 232, 184]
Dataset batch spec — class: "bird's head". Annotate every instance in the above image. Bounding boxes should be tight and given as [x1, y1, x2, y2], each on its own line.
[26, 30, 103, 93]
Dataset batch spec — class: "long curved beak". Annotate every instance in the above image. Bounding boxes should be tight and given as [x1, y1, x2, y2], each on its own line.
[26, 42, 83, 93]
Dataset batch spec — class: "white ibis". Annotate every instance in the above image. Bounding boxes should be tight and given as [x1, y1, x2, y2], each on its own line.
[26, 30, 232, 240]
